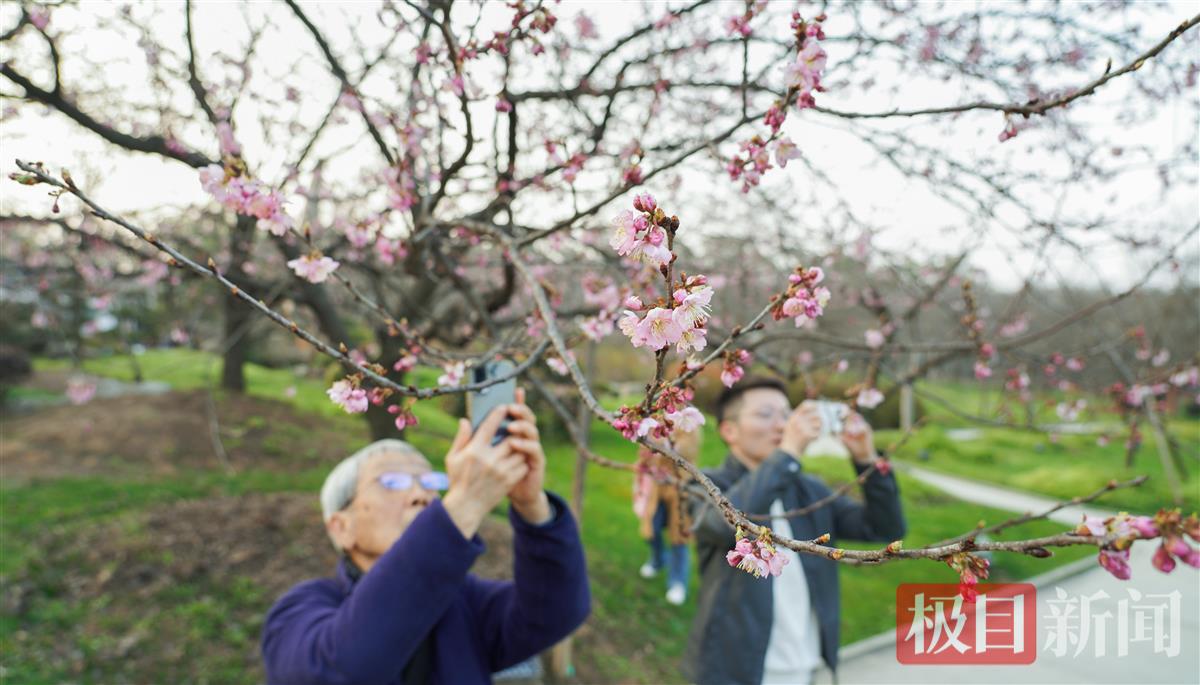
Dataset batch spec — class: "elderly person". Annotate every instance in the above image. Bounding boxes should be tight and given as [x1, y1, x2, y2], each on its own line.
[633, 427, 700, 605]
[261, 392, 590, 685]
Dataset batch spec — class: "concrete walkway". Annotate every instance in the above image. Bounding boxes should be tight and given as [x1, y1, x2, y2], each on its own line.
[814, 464, 1200, 685]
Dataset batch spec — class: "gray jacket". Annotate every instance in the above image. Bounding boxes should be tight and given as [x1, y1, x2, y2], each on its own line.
[682, 449, 906, 685]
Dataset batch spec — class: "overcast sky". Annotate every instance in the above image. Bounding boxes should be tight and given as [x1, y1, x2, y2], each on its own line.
[2, 1, 1197, 294]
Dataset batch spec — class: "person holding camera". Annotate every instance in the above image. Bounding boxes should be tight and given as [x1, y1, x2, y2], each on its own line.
[261, 390, 590, 685]
[683, 377, 906, 685]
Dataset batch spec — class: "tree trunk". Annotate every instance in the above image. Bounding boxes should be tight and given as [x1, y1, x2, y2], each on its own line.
[365, 328, 409, 441]
[220, 215, 257, 392]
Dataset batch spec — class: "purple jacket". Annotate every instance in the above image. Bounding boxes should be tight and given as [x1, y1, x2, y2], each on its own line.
[262, 492, 590, 685]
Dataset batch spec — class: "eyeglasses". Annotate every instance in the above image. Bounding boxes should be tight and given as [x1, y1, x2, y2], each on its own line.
[747, 408, 791, 422]
[375, 471, 450, 492]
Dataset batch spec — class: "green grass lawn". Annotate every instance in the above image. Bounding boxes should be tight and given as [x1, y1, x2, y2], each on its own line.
[5, 351, 1121, 683]
[876, 420, 1200, 516]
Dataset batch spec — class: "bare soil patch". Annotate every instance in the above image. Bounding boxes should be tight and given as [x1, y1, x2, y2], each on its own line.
[1, 388, 365, 481]
[4, 492, 516, 682]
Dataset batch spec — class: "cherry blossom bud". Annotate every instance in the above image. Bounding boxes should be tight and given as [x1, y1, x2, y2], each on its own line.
[1152, 544, 1177, 574]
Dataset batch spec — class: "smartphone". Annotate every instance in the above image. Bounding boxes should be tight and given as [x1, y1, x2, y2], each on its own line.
[816, 400, 849, 436]
[467, 359, 516, 446]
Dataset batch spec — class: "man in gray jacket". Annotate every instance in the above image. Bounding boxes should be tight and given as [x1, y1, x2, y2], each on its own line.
[684, 377, 906, 685]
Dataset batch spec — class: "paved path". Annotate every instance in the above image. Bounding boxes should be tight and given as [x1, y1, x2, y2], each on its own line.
[814, 464, 1200, 685]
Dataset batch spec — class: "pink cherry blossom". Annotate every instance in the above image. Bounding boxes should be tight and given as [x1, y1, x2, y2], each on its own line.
[393, 355, 417, 373]
[547, 357, 569, 376]
[622, 164, 644, 186]
[635, 308, 684, 350]
[671, 286, 713, 328]
[1152, 544, 1177, 574]
[864, 329, 885, 349]
[574, 13, 597, 40]
[726, 534, 789, 578]
[619, 310, 647, 347]
[763, 104, 785, 133]
[580, 315, 615, 341]
[974, 361, 993, 379]
[721, 365, 745, 388]
[287, 254, 340, 284]
[632, 239, 672, 268]
[632, 192, 656, 212]
[856, 387, 884, 409]
[676, 326, 707, 353]
[609, 210, 642, 255]
[635, 417, 660, 438]
[437, 361, 466, 387]
[666, 406, 706, 432]
[1098, 548, 1132, 580]
[1169, 367, 1199, 387]
[1078, 514, 1108, 537]
[66, 378, 97, 405]
[774, 137, 802, 167]
[327, 380, 368, 414]
[1129, 516, 1159, 538]
[389, 404, 419, 431]
[260, 213, 294, 237]
[783, 39, 826, 95]
[28, 7, 50, 30]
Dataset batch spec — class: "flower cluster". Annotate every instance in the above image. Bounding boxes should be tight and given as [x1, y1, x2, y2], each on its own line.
[727, 526, 790, 578]
[726, 12, 826, 192]
[327, 378, 369, 414]
[772, 266, 830, 328]
[725, 135, 803, 193]
[724, 1, 766, 37]
[1145, 509, 1200, 573]
[1005, 367, 1031, 401]
[1075, 511, 1174, 580]
[199, 164, 294, 236]
[387, 402, 419, 431]
[782, 33, 827, 108]
[609, 193, 675, 268]
[612, 384, 706, 444]
[619, 279, 713, 353]
[577, 276, 622, 342]
[974, 343, 996, 380]
[721, 349, 752, 388]
[945, 552, 991, 602]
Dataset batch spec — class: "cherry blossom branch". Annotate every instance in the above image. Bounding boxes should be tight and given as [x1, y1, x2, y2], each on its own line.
[482, 210, 1166, 568]
[814, 12, 1200, 120]
[931, 476, 1151, 548]
[10, 160, 546, 399]
[514, 110, 763, 248]
[1, 65, 215, 168]
[282, 0, 396, 166]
